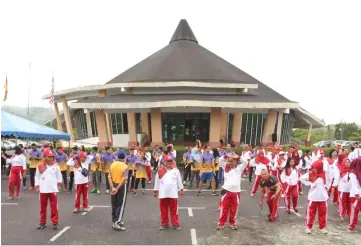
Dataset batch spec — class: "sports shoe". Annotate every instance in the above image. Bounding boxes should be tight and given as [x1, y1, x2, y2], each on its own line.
[133, 192, 138, 196]
[340, 216, 344, 221]
[216, 225, 224, 230]
[281, 194, 285, 198]
[299, 191, 304, 195]
[294, 209, 299, 213]
[97, 190, 101, 195]
[106, 190, 110, 194]
[250, 194, 255, 197]
[159, 225, 168, 230]
[90, 189, 97, 193]
[15, 196, 20, 200]
[73, 209, 80, 213]
[174, 226, 182, 231]
[53, 224, 59, 230]
[83, 207, 89, 212]
[8, 196, 13, 200]
[230, 225, 238, 230]
[197, 191, 201, 196]
[37, 224, 46, 230]
[28, 186, 34, 191]
[23, 186, 27, 191]
[148, 181, 152, 184]
[320, 228, 328, 234]
[211, 192, 218, 196]
[305, 228, 311, 234]
[286, 210, 291, 214]
[349, 229, 355, 233]
[117, 221, 125, 227]
[112, 222, 121, 230]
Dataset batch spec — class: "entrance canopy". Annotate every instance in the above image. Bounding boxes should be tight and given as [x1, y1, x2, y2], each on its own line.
[1, 111, 71, 140]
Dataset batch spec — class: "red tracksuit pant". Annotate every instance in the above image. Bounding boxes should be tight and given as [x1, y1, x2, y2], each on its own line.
[338, 192, 351, 217]
[40, 193, 58, 225]
[8, 166, 23, 197]
[305, 200, 327, 229]
[146, 166, 152, 181]
[267, 190, 281, 221]
[218, 192, 240, 226]
[159, 198, 179, 227]
[349, 197, 361, 231]
[328, 182, 339, 204]
[297, 170, 303, 193]
[251, 175, 264, 195]
[75, 183, 89, 210]
[284, 184, 299, 212]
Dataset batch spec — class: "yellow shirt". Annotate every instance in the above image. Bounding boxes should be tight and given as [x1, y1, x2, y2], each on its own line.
[135, 159, 148, 179]
[58, 161, 67, 172]
[109, 161, 128, 184]
[91, 153, 101, 172]
[29, 159, 40, 169]
[191, 161, 201, 171]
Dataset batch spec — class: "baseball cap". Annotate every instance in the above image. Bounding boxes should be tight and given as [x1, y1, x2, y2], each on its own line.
[164, 155, 173, 162]
[43, 148, 55, 157]
[78, 151, 87, 159]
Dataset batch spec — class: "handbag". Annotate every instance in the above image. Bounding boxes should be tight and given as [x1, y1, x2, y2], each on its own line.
[76, 157, 89, 177]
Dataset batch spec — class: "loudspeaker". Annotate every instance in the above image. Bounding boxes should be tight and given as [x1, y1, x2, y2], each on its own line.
[272, 133, 277, 143]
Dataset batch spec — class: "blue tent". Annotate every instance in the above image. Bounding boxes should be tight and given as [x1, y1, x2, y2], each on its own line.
[1, 110, 71, 140]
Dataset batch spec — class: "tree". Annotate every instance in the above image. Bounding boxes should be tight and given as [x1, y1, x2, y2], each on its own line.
[334, 123, 360, 140]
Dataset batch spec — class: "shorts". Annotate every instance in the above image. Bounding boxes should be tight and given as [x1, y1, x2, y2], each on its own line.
[200, 172, 214, 181]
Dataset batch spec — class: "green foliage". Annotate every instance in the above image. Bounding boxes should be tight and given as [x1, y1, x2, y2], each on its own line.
[292, 128, 329, 142]
[334, 123, 361, 141]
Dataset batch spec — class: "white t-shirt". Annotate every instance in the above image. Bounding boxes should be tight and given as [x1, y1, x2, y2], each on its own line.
[67, 156, 93, 185]
[219, 156, 247, 192]
[6, 155, 27, 169]
[338, 173, 351, 193]
[154, 168, 183, 199]
[349, 173, 361, 198]
[35, 163, 62, 193]
[281, 168, 298, 186]
[299, 173, 329, 201]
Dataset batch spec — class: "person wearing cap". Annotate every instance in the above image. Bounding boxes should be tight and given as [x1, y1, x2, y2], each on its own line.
[55, 147, 68, 191]
[67, 151, 93, 213]
[28, 143, 42, 191]
[35, 148, 62, 230]
[108, 152, 128, 231]
[217, 153, 248, 230]
[154, 155, 184, 231]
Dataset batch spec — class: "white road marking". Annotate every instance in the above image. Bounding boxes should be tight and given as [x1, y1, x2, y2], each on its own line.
[1, 203, 18, 205]
[82, 206, 94, 215]
[188, 208, 193, 217]
[279, 206, 304, 209]
[190, 228, 197, 245]
[179, 207, 206, 209]
[145, 188, 247, 192]
[290, 209, 302, 217]
[92, 205, 110, 208]
[49, 226, 70, 242]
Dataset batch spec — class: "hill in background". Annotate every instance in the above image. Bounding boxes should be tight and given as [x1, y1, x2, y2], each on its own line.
[2, 105, 53, 124]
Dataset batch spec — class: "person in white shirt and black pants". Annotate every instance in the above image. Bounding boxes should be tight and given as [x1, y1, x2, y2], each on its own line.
[35, 148, 62, 230]
[154, 155, 184, 231]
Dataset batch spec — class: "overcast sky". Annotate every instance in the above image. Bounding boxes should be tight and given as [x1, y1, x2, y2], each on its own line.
[1, 0, 360, 125]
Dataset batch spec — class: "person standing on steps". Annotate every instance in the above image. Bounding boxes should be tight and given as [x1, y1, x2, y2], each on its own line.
[35, 148, 62, 230]
[108, 153, 128, 231]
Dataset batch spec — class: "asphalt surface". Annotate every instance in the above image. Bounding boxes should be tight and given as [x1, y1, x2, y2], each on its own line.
[2, 172, 361, 245]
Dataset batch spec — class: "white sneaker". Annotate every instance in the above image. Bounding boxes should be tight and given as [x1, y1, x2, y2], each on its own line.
[106, 190, 110, 194]
[320, 228, 328, 234]
[340, 216, 344, 221]
[281, 194, 285, 198]
[300, 191, 304, 195]
[250, 194, 255, 197]
[83, 208, 89, 212]
[305, 228, 311, 234]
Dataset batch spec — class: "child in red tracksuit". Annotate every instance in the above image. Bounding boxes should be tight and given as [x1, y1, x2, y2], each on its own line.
[281, 158, 300, 214]
[67, 151, 93, 213]
[154, 155, 184, 231]
[300, 160, 330, 234]
[35, 148, 62, 230]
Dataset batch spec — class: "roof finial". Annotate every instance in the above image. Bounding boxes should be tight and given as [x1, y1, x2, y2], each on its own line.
[170, 19, 198, 44]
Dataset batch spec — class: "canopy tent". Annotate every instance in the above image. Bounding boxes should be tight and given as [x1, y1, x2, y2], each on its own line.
[1, 110, 71, 140]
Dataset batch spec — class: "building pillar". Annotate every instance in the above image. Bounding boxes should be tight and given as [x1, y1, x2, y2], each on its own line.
[231, 113, 242, 147]
[105, 113, 113, 146]
[85, 111, 93, 138]
[141, 112, 150, 136]
[127, 113, 138, 147]
[209, 108, 221, 147]
[305, 124, 312, 147]
[150, 108, 162, 147]
[61, 96, 74, 142]
[276, 112, 283, 145]
[95, 109, 111, 147]
[261, 109, 278, 145]
[220, 111, 228, 141]
[53, 103, 63, 131]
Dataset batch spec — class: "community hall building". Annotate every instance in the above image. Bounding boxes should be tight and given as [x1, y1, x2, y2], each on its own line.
[43, 19, 324, 148]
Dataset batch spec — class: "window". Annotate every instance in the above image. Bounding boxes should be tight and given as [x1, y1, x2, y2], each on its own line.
[90, 111, 98, 137]
[110, 113, 128, 134]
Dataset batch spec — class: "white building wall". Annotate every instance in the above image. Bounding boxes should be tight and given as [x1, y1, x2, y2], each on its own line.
[75, 134, 142, 147]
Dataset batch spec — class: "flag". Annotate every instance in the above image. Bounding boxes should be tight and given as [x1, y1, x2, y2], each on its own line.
[49, 75, 54, 104]
[3, 75, 8, 102]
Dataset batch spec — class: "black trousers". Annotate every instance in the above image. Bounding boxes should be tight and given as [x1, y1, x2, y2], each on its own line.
[61, 171, 67, 189]
[189, 170, 200, 189]
[69, 171, 74, 191]
[111, 183, 127, 223]
[92, 171, 101, 189]
[29, 168, 36, 187]
[105, 173, 110, 190]
[135, 178, 145, 189]
[248, 167, 254, 183]
[184, 164, 191, 181]
[127, 170, 136, 190]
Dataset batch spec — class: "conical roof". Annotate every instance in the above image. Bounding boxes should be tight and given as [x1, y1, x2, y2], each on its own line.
[169, 19, 198, 43]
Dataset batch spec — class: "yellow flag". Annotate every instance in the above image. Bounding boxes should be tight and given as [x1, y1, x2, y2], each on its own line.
[3, 76, 8, 102]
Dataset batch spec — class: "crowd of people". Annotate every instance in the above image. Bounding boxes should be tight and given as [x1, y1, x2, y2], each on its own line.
[1, 140, 361, 234]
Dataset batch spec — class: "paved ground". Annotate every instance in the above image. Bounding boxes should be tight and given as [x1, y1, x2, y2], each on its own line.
[2, 173, 361, 245]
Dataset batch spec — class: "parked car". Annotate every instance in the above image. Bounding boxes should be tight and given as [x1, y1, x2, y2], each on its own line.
[332, 140, 346, 146]
[2, 140, 16, 150]
[313, 141, 331, 148]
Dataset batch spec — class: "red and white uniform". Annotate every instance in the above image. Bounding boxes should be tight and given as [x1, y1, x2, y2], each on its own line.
[35, 161, 62, 225]
[250, 151, 270, 195]
[6, 154, 27, 198]
[217, 156, 247, 227]
[349, 167, 361, 231]
[154, 164, 183, 227]
[311, 149, 321, 161]
[66, 153, 92, 210]
[327, 158, 340, 205]
[241, 150, 251, 176]
[300, 167, 330, 230]
[281, 168, 299, 212]
[338, 172, 351, 218]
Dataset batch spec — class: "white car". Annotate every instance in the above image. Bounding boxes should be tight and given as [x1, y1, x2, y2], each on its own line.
[313, 141, 328, 147]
